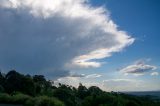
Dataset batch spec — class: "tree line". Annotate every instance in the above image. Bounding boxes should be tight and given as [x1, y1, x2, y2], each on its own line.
[0, 70, 160, 106]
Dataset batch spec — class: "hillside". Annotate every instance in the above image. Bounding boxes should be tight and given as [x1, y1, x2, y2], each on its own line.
[0, 70, 160, 106]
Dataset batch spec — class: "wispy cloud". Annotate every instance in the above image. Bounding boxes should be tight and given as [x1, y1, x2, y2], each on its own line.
[54, 75, 105, 90]
[103, 79, 142, 91]
[70, 73, 85, 78]
[85, 74, 102, 78]
[119, 60, 157, 76]
[151, 72, 159, 76]
[54, 77, 81, 87]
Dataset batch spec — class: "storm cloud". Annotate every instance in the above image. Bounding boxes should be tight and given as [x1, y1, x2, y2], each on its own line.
[0, 0, 134, 78]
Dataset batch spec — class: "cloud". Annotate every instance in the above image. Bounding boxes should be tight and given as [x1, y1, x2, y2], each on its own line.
[70, 73, 85, 78]
[61, 73, 101, 79]
[54, 76, 160, 91]
[54, 76, 106, 90]
[103, 78, 160, 91]
[103, 79, 142, 91]
[54, 77, 81, 87]
[151, 72, 159, 76]
[0, 0, 134, 78]
[120, 60, 157, 75]
[103, 79, 134, 82]
[85, 74, 102, 78]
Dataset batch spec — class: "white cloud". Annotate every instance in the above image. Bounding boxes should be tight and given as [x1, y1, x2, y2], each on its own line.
[54, 76, 106, 90]
[103, 79, 142, 91]
[85, 74, 102, 78]
[103, 79, 134, 82]
[70, 73, 85, 78]
[151, 72, 159, 76]
[102, 78, 160, 91]
[134, 58, 151, 65]
[0, 0, 134, 77]
[54, 77, 81, 87]
[63, 73, 102, 79]
[120, 61, 157, 76]
[54, 76, 160, 91]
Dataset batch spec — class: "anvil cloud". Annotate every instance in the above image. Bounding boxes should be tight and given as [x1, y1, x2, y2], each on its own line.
[0, 0, 134, 78]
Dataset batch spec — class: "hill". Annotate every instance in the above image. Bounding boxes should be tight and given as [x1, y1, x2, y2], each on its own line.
[0, 70, 160, 106]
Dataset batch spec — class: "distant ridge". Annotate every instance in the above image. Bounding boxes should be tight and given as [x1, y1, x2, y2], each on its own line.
[123, 91, 160, 98]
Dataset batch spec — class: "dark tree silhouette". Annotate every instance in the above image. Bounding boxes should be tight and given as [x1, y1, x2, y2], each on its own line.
[0, 70, 159, 106]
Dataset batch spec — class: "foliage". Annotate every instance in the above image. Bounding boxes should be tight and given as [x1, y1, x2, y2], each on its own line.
[0, 93, 64, 106]
[0, 70, 160, 106]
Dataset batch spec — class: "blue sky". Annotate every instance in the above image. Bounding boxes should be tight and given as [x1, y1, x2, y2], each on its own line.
[71, 0, 160, 91]
[0, 0, 159, 91]
[86, 0, 160, 91]
[91, 0, 160, 61]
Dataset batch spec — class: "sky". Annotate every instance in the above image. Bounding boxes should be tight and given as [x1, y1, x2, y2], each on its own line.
[0, 0, 159, 91]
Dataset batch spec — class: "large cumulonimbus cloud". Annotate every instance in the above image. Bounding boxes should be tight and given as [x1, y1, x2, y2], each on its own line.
[0, 0, 134, 77]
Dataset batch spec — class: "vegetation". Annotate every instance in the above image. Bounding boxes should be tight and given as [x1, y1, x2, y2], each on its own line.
[0, 70, 160, 106]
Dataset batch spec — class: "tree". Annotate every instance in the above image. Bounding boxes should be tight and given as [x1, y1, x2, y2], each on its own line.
[21, 75, 35, 96]
[0, 71, 5, 86]
[53, 84, 77, 106]
[4, 70, 35, 95]
[33, 75, 52, 95]
[88, 86, 102, 96]
[77, 83, 89, 99]
[4, 70, 23, 93]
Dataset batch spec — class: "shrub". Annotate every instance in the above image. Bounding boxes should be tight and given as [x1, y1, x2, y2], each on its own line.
[0, 93, 64, 106]
[0, 85, 4, 93]
[12, 93, 31, 104]
[24, 98, 35, 106]
[0, 93, 11, 103]
[0, 92, 32, 105]
[34, 96, 64, 106]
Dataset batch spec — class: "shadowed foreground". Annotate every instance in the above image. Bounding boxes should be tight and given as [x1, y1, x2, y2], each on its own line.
[0, 105, 22, 106]
[0, 70, 160, 106]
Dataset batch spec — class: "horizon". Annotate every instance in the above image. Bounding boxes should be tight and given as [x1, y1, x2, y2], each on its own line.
[0, 0, 160, 92]
[1, 70, 160, 93]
